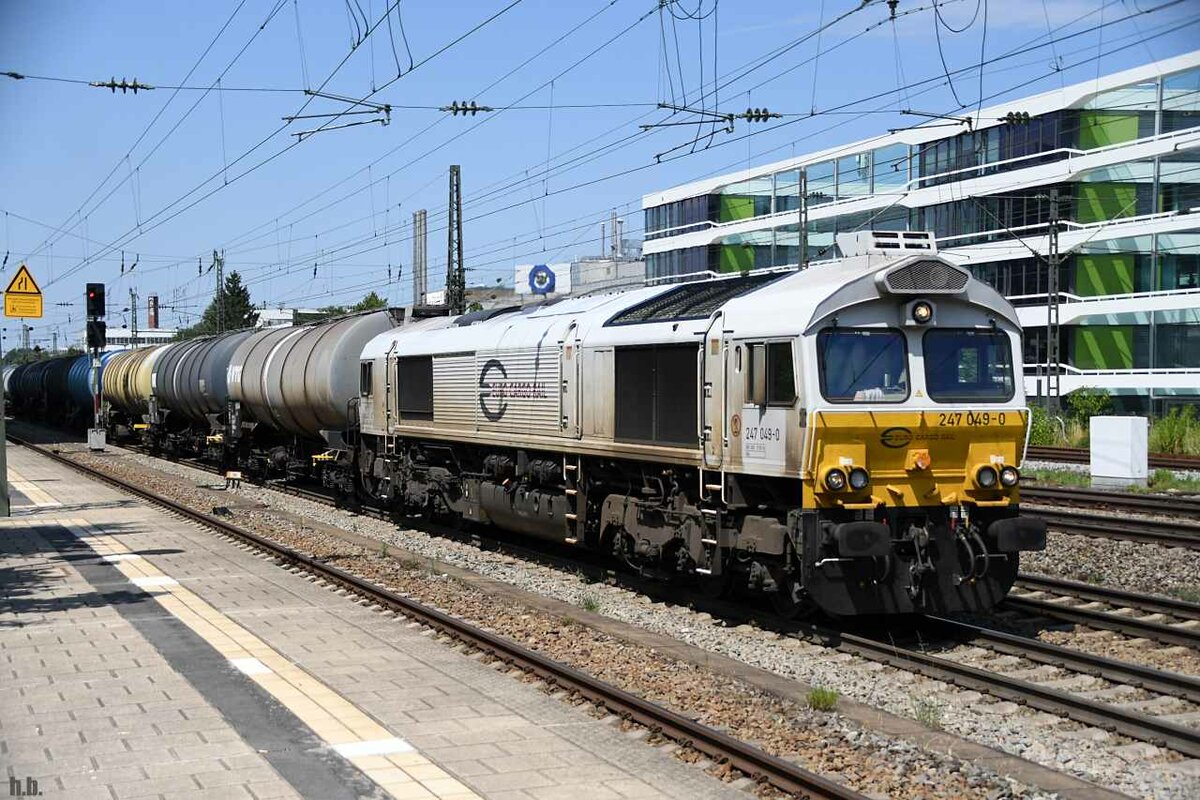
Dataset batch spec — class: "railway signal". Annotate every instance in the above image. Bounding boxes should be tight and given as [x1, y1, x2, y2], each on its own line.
[85, 282, 106, 451]
[86, 283, 106, 317]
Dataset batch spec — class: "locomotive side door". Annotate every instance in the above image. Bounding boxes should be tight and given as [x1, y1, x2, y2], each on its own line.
[559, 321, 581, 438]
[701, 312, 724, 468]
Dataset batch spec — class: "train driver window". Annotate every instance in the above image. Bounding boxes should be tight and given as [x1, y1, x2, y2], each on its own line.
[923, 329, 1014, 402]
[359, 362, 373, 396]
[817, 329, 909, 402]
[746, 342, 797, 406]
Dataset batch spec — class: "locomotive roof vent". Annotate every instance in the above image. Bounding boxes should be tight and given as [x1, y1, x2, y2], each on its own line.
[836, 230, 937, 257]
[878, 258, 970, 295]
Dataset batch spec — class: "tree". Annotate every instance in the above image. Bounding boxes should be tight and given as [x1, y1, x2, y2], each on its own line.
[350, 291, 387, 312]
[176, 271, 256, 339]
[1, 347, 44, 366]
[313, 291, 389, 319]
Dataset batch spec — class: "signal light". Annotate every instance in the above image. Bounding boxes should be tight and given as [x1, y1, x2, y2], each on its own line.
[849, 467, 870, 491]
[86, 282, 106, 317]
[911, 300, 933, 324]
[823, 468, 848, 492]
[1000, 466, 1020, 487]
[86, 319, 106, 349]
[976, 465, 999, 489]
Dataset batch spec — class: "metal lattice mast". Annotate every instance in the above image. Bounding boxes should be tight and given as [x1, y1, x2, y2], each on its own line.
[1046, 189, 1061, 413]
[446, 165, 465, 314]
[214, 249, 225, 333]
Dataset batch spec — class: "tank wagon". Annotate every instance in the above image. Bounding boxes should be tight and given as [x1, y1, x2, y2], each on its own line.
[354, 232, 1045, 617]
[224, 309, 400, 480]
[95, 310, 401, 482]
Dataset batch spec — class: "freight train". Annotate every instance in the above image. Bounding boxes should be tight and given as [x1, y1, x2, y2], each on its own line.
[6, 231, 1046, 617]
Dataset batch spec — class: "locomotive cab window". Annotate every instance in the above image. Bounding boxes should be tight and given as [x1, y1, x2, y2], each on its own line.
[818, 329, 909, 403]
[923, 329, 1014, 402]
[746, 342, 796, 406]
[397, 356, 433, 420]
[359, 362, 373, 396]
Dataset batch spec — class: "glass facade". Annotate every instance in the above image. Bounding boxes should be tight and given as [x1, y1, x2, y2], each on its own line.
[643, 61, 1200, 406]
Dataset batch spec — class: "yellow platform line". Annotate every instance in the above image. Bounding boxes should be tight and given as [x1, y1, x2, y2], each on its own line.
[52, 516, 478, 800]
[8, 467, 61, 507]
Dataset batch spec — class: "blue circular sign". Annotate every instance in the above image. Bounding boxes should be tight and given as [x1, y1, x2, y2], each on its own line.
[528, 264, 556, 295]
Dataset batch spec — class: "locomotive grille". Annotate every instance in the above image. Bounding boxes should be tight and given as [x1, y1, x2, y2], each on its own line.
[882, 259, 969, 294]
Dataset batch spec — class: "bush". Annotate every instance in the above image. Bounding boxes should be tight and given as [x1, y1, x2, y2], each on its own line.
[1027, 406, 1065, 446]
[1065, 387, 1112, 423]
[1149, 407, 1200, 456]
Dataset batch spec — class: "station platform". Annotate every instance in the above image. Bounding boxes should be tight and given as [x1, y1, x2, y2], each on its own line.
[1, 441, 746, 800]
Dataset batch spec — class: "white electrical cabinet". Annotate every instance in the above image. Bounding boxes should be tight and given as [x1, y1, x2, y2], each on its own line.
[1090, 416, 1149, 488]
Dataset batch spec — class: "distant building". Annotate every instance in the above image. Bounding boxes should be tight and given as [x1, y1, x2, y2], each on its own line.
[642, 51, 1200, 413]
[255, 307, 326, 328]
[74, 326, 177, 352]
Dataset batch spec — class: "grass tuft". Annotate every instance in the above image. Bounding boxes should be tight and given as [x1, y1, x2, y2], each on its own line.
[579, 591, 602, 613]
[912, 697, 944, 730]
[807, 686, 839, 711]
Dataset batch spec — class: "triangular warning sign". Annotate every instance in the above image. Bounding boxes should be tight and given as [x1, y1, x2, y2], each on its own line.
[6, 264, 41, 295]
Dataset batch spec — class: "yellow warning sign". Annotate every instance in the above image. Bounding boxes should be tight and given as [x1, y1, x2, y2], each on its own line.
[4, 264, 42, 318]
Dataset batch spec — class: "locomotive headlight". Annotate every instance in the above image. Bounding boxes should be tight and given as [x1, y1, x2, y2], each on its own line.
[911, 300, 934, 325]
[1000, 466, 1020, 487]
[848, 467, 870, 491]
[823, 468, 848, 492]
[975, 465, 999, 489]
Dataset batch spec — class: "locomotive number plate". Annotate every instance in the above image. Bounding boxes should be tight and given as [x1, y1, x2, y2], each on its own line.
[937, 411, 1007, 427]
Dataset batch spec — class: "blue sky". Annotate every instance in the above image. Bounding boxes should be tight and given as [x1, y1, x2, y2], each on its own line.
[1, 0, 1196, 344]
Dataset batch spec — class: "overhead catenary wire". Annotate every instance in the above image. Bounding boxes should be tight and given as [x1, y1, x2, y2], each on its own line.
[23, 0, 1185, 331]
[43, 0, 526, 291]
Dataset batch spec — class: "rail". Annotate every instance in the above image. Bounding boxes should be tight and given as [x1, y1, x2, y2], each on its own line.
[1026, 445, 1200, 472]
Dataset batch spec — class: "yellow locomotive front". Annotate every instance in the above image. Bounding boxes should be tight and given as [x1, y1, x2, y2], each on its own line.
[787, 246, 1045, 616]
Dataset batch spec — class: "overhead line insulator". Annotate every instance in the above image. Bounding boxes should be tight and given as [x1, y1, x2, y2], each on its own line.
[440, 100, 493, 116]
[89, 77, 155, 94]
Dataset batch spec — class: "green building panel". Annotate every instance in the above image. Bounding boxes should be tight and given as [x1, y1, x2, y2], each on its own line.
[1073, 326, 1134, 370]
[1077, 111, 1138, 149]
[1075, 253, 1135, 296]
[1075, 182, 1137, 224]
[717, 195, 756, 223]
[718, 244, 755, 272]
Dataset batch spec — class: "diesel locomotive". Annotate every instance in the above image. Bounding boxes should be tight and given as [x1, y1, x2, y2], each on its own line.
[8, 230, 1045, 617]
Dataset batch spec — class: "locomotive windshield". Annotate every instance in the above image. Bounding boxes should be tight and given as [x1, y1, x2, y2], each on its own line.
[818, 329, 909, 402]
[923, 329, 1015, 402]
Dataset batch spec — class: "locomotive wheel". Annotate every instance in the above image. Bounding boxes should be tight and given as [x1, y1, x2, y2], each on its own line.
[770, 575, 816, 620]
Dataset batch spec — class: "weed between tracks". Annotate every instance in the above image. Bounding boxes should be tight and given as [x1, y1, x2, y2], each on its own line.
[806, 686, 839, 711]
[912, 697, 945, 730]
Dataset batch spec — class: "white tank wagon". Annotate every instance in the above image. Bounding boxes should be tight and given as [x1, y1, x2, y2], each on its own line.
[355, 232, 1046, 617]
[226, 309, 403, 473]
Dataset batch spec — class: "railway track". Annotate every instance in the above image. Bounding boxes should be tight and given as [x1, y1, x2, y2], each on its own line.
[1029, 506, 1200, 550]
[11, 434, 863, 800]
[27, 432, 1200, 763]
[1026, 445, 1200, 472]
[1007, 574, 1200, 649]
[1021, 485, 1200, 517]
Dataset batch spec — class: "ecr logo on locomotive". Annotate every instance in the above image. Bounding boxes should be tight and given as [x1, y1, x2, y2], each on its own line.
[478, 359, 548, 422]
[879, 427, 914, 448]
